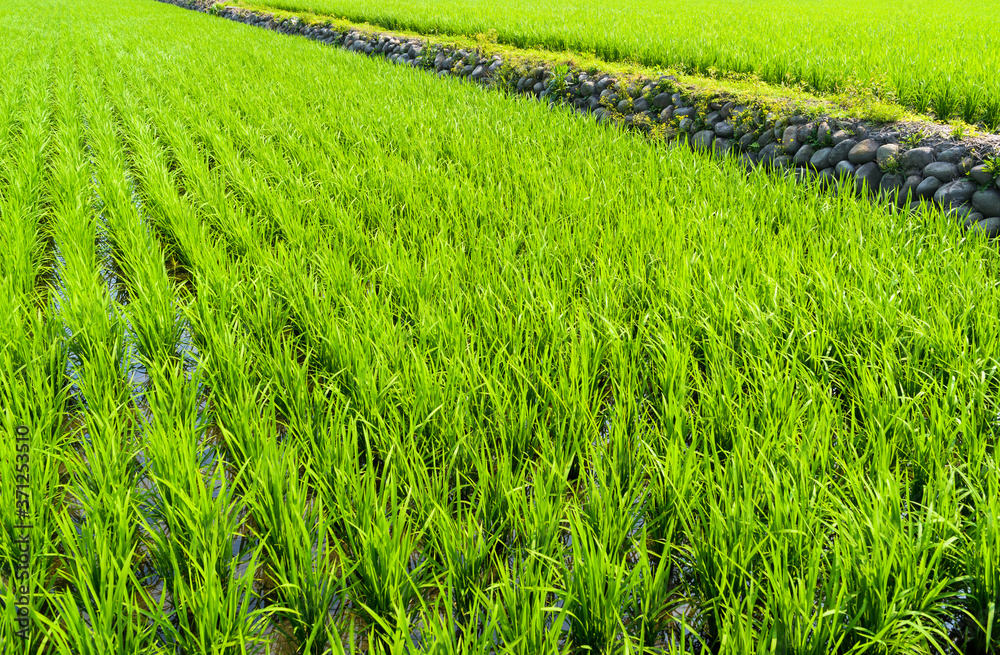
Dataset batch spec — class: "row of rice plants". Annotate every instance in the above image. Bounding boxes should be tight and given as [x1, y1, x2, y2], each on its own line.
[0, 37, 66, 654]
[3, 0, 1000, 652]
[248, 0, 1000, 128]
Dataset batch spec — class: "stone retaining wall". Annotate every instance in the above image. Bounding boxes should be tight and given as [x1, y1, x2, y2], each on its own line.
[159, 0, 1000, 235]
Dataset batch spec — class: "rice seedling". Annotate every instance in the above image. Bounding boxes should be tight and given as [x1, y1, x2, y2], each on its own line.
[249, 439, 346, 654]
[563, 509, 634, 653]
[960, 461, 1000, 652]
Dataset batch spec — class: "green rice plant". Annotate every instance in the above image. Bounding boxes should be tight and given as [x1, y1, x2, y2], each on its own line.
[0, 328, 69, 653]
[831, 466, 965, 653]
[577, 429, 645, 561]
[512, 459, 567, 564]
[184, 282, 276, 476]
[959, 460, 1000, 652]
[627, 527, 682, 649]
[563, 509, 634, 654]
[757, 467, 849, 655]
[409, 588, 496, 654]
[159, 536, 270, 655]
[461, 437, 522, 563]
[38, 512, 168, 655]
[487, 552, 568, 655]
[248, 438, 348, 654]
[424, 504, 496, 632]
[681, 445, 767, 650]
[335, 462, 429, 643]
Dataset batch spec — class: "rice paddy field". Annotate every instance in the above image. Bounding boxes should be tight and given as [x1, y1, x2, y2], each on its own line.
[248, 0, 1000, 129]
[2, 0, 1000, 653]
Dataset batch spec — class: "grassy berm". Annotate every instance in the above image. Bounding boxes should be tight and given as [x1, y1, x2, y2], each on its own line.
[1, 0, 999, 653]
[242, 0, 1000, 129]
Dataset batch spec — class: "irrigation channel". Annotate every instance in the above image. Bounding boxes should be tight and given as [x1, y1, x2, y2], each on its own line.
[2, 0, 1000, 653]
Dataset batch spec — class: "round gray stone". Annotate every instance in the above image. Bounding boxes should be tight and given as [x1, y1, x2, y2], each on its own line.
[781, 126, 801, 156]
[759, 142, 778, 164]
[714, 122, 735, 138]
[848, 139, 880, 165]
[794, 144, 816, 168]
[923, 162, 959, 183]
[899, 175, 922, 206]
[816, 122, 832, 145]
[938, 148, 966, 164]
[834, 160, 856, 178]
[879, 173, 904, 195]
[876, 144, 901, 168]
[831, 130, 852, 146]
[969, 165, 994, 186]
[971, 216, 1000, 237]
[652, 92, 670, 109]
[916, 176, 943, 199]
[692, 130, 716, 151]
[972, 188, 1000, 218]
[829, 139, 857, 166]
[854, 162, 883, 194]
[934, 179, 977, 207]
[901, 147, 935, 172]
[810, 147, 834, 170]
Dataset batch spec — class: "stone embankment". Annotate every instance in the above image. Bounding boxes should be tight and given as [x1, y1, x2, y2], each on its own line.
[160, 0, 1000, 235]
